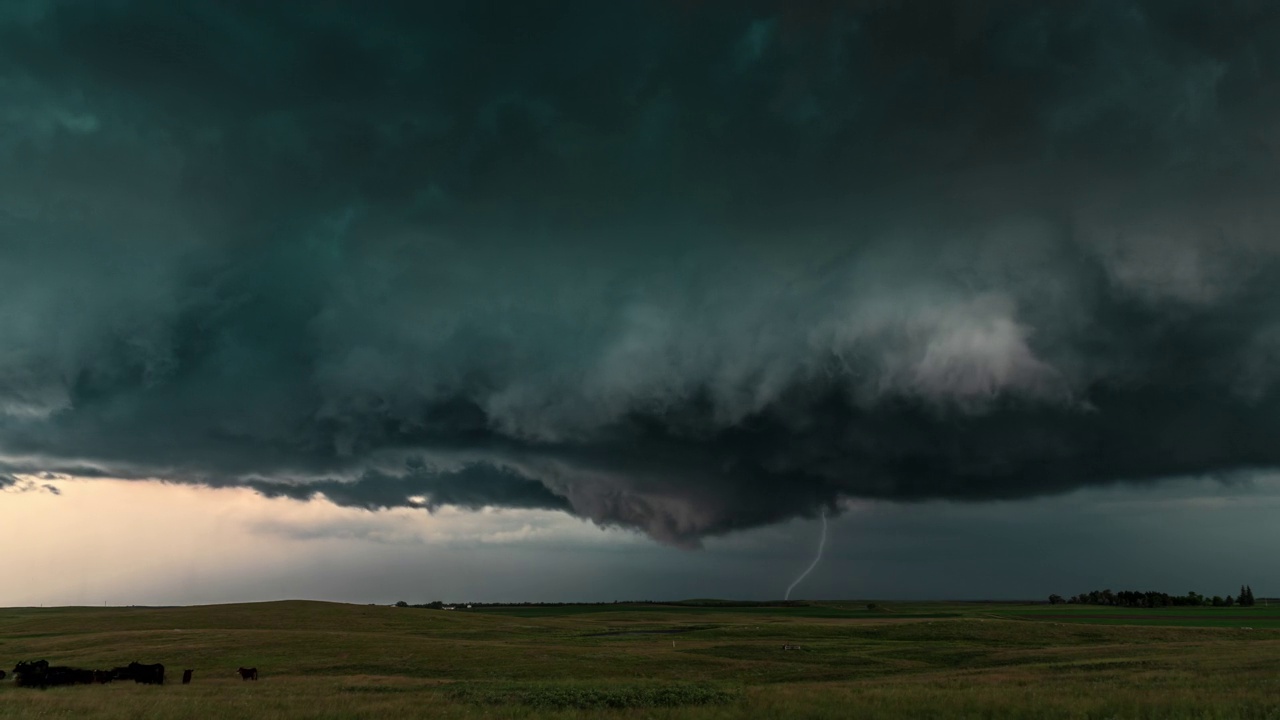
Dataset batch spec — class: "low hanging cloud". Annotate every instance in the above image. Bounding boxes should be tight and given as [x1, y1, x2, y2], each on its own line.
[0, 473, 60, 495]
[3, 1, 1280, 545]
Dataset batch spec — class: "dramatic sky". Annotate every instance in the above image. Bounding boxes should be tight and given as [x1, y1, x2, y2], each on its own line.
[4, 0, 1280, 605]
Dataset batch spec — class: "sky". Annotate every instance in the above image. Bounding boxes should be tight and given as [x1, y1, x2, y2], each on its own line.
[3, 0, 1280, 606]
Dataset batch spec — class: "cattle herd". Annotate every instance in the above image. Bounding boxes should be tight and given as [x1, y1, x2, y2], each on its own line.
[8, 659, 260, 688]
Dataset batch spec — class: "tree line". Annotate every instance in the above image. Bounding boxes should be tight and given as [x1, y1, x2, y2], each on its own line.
[1048, 585, 1258, 608]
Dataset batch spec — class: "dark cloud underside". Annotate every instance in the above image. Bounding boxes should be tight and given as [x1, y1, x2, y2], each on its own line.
[2, 0, 1280, 545]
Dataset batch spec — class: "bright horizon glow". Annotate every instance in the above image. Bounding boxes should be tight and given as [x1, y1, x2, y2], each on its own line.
[6, 475, 1280, 608]
[0, 477, 639, 607]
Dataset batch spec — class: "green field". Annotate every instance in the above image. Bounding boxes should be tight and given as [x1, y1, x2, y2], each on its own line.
[3, 600, 1280, 719]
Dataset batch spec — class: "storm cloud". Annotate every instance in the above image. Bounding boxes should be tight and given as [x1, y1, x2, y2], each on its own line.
[2, 0, 1280, 545]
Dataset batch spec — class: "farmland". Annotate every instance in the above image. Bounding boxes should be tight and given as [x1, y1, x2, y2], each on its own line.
[2, 600, 1280, 719]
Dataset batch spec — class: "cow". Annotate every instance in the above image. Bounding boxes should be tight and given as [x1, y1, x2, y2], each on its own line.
[237, 666, 258, 681]
[13, 660, 48, 675]
[14, 673, 44, 688]
[182, 669, 193, 684]
[14, 663, 82, 688]
[126, 661, 165, 685]
[0, 669, 5, 680]
[93, 670, 114, 684]
[38, 666, 93, 686]
[13, 660, 50, 688]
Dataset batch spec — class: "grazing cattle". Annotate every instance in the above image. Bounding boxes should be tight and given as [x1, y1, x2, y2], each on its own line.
[12, 662, 91, 688]
[13, 660, 50, 688]
[182, 669, 193, 684]
[12, 660, 125, 689]
[0, 669, 5, 680]
[41, 666, 93, 686]
[13, 660, 49, 675]
[126, 661, 165, 685]
[237, 666, 258, 681]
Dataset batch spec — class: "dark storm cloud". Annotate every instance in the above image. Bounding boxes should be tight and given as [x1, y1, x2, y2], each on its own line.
[2, 0, 1280, 545]
[245, 462, 571, 514]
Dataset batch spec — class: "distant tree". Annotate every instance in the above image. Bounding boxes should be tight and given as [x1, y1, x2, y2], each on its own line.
[394, 601, 408, 608]
[1048, 594, 1065, 605]
[1212, 596, 1225, 607]
[1225, 595, 1235, 607]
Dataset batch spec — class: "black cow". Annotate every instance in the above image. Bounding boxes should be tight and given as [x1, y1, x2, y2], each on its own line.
[93, 670, 114, 684]
[14, 674, 44, 688]
[13, 660, 48, 675]
[0, 669, 6, 680]
[181, 669, 193, 684]
[12, 662, 97, 689]
[237, 666, 258, 681]
[37, 666, 94, 687]
[125, 661, 165, 685]
[13, 660, 50, 688]
[61, 667, 90, 685]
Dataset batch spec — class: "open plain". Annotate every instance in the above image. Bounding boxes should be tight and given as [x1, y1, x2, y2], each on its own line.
[2, 600, 1280, 719]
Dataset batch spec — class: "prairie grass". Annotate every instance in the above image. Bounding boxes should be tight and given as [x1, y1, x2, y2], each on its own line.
[447, 680, 738, 709]
[2, 600, 1280, 718]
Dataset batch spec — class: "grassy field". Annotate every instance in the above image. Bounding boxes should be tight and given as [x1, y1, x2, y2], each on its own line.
[3, 600, 1280, 719]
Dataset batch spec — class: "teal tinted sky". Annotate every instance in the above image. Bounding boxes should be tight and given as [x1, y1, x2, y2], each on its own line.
[2, 1, 1280, 603]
